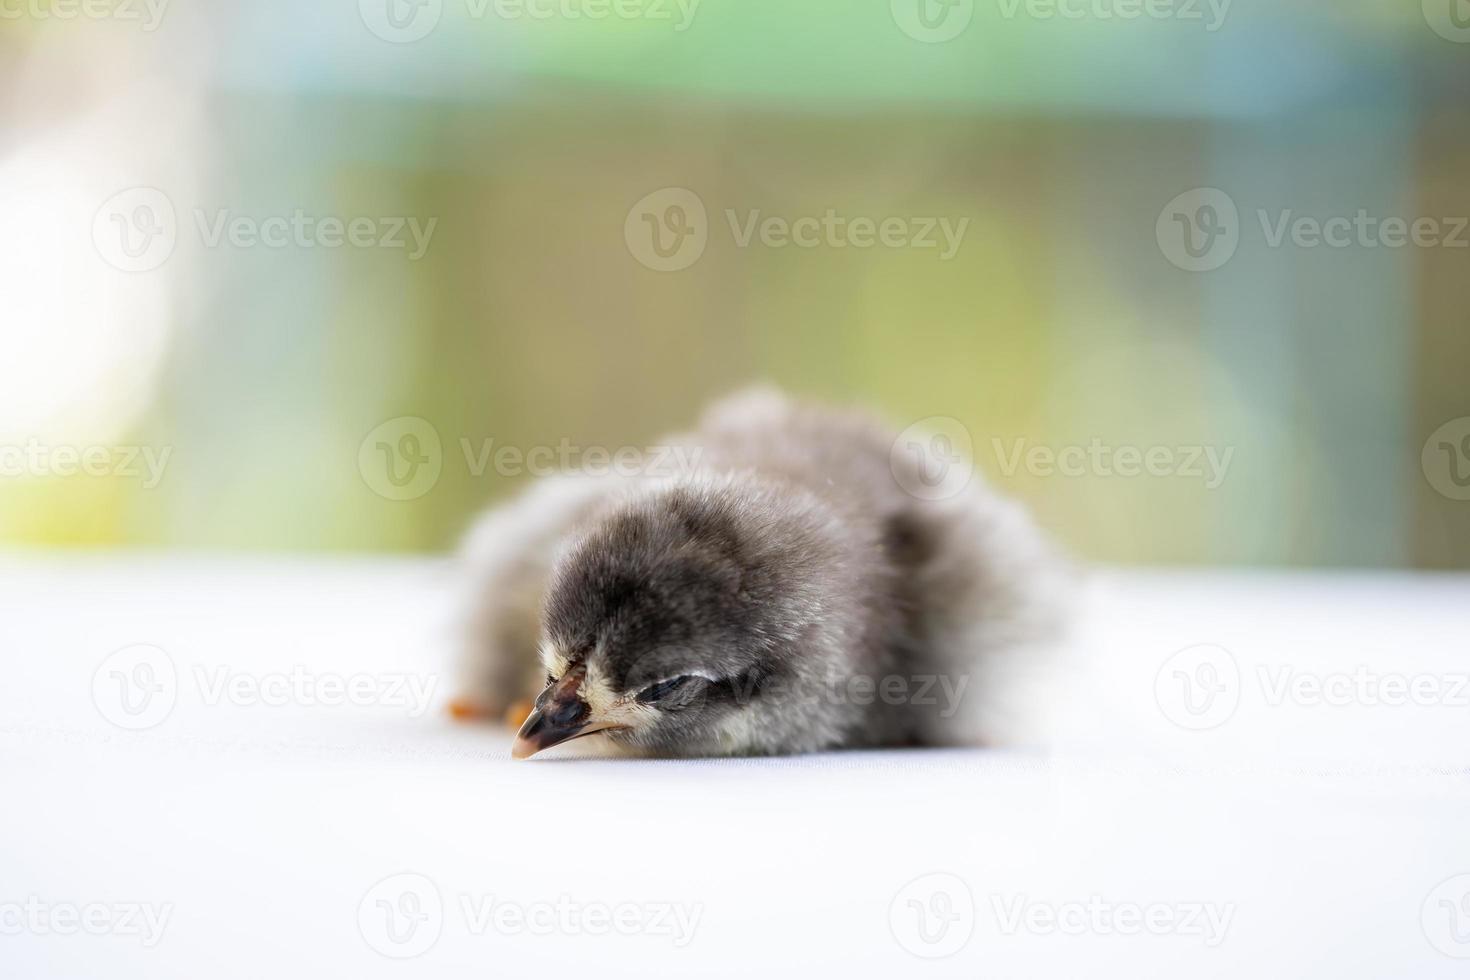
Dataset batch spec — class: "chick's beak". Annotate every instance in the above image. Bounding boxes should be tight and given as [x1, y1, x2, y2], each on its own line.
[512, 694, 589, 759]
[511, 669, 625, 759]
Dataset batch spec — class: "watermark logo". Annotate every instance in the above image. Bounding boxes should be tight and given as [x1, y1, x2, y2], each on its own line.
[93, 187, 177, 273]
[892, 0, 974, 42]
[1156, 187, 1239, 272]
[92, 644, 178, 731]
[1423, 0, 1470, 43]
[889, 872, 975, 958]
[359, 873, 444, 958]
[625, 187, 708, 272]
[890, 416, 975, 501]
[1422, 875, 1470, 958]
[1154, 643, 1240, 730]
[1422, 417, 1470, 502]
[359, 417, 444, 501]
[360, 0, 443, 42]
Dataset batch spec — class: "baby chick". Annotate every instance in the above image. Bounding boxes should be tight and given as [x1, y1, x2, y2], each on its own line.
[453, 388, 1074, 759]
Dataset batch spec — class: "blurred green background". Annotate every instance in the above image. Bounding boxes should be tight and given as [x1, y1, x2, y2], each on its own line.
[1, 0, 1466, 566]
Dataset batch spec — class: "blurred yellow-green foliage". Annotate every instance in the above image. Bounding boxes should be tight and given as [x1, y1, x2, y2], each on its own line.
[0, 0, 1466, 566]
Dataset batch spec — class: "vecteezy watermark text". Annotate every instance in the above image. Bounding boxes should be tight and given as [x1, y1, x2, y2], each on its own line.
[624, 188, 970, 272]
[459, 437, 700, 481]
[0, 0, 169, 29]
[991, 894, 1235, 946]
[193, 665, 437, 716]
[93, 188, 438, 273]
[992, 437, 1234, 489]
[1155, 643, 1470, 731]
[91, 644, 439, 730]
[724, 210, 968, 260]
[357, 873, 701, 958]
[359, 0, 701, 43]
[887, 873, 1234, 960]
[1157, 187, 1469, 272]
[885, 418, 1234, 502]
[890, 0, 1228, 43]
[0, 898, 173, 947]
[0, 441, 171, 488]
[614, 656, 974, 725]
[358, 415, 704, 501]
[994, 0, 1230, 30]
[458, 894, 700, 945]
[193, 210, 436, 259]
[729, 671, 971, 718]
[1257, 666, 1470, 708]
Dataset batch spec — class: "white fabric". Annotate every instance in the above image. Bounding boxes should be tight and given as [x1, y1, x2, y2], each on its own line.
[3, 554, 1467, 978]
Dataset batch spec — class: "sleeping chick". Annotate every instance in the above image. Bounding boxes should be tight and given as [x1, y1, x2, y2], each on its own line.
[453, 388, 1075, 758]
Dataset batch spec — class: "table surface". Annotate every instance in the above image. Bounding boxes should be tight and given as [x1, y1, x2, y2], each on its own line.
[3, 553, 1468, 978]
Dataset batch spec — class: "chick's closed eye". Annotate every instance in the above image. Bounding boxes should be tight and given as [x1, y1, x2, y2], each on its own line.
[636, 674, 701, 704]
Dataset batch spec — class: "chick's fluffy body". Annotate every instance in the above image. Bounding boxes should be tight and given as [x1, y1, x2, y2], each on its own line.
[457, 389, 1073, 756]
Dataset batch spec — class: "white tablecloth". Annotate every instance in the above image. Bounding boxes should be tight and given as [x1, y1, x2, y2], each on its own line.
[3, 554, 1467, 978]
